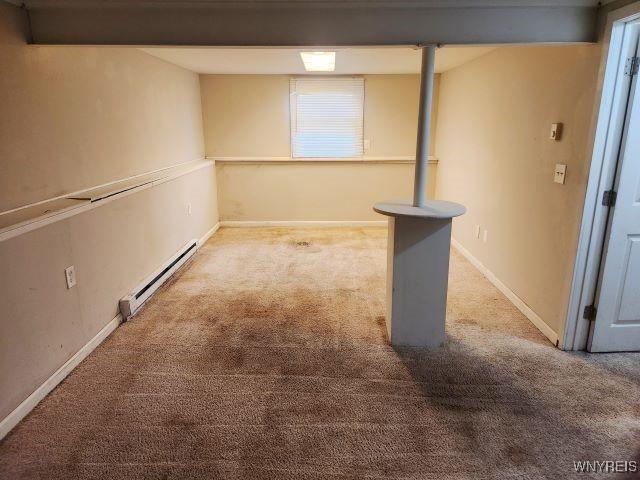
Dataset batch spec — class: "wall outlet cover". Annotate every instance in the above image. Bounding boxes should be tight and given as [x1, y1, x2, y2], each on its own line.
[554, 164, 567, 184]
[65, 266, 77, 289]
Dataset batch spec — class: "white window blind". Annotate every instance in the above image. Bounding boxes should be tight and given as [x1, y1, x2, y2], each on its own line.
[290, 77, 364, 158]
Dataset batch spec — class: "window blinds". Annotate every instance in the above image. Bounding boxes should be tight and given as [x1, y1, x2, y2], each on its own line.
[290, 77, 364, 158]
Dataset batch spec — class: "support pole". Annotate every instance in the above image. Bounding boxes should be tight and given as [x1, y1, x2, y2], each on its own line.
[373, 44, 466, 348]
[413, 45, 436, 208]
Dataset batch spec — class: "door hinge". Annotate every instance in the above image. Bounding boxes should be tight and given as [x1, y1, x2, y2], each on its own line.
[602, 190, 617, 207]
[625, 56, 639, 76]
[583, 305, 597, 321]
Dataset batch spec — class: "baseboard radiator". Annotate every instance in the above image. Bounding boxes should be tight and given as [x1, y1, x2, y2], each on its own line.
[119, 238, 198, 320]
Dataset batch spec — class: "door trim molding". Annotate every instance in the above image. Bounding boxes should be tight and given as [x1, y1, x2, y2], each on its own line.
[563, 4, 640, 351]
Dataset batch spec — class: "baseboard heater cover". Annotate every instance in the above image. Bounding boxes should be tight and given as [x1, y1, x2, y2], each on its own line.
[119, 238, 198, 320]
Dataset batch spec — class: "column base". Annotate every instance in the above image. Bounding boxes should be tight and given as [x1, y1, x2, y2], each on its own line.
[374, 200, 466, 348]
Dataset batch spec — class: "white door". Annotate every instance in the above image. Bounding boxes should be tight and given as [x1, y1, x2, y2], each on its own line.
[589, 39, 640, 352]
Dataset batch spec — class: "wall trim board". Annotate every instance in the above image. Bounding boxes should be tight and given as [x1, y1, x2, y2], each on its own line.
[0, 313, 122, 441]
[199, 222, 221, 245]
[220, 220, 387, 228]
[0, 160, 213, 243]
[451, 238, 559, 347]
[1, 158, 208, 217]
[210, 156, 438, 165]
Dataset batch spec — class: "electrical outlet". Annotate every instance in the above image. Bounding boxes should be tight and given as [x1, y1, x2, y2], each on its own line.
[483, 230, 488, 243]
[65, 266, 76, 289]
[475, 225, 481, 239]
[554, 164, 567, 184]
[187, 203, 192, 215]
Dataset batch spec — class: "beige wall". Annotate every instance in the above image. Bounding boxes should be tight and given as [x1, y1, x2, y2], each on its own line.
[364, 74, 439, 158]
[0, 4, 204, 212]
[435, 45, 600, 336]
[216, 161, 436, 222]
[201, 75, 291, 157]
[0, 4, 218, 422]
[0, 168, 218, 420]
[201, 74, 438, 158]
[201, 74, 438, 221]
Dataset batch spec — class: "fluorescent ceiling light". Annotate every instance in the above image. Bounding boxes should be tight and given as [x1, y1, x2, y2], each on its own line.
[300, 51, 336, 72]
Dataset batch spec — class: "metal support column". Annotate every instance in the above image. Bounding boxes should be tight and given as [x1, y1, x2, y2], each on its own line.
[373, 43, 466, 348]
[413, 45, 436, 208]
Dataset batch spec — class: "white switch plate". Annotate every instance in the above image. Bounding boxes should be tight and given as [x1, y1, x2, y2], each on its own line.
[475, 225, 481, 239]
[65, 266, 77, 289]
[363, 139, 371, 150]
[550, 123, 563, 141]
[554, 164, 567, 184]
[187, 203, 192, 215]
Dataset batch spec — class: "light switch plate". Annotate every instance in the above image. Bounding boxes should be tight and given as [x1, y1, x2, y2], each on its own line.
[554, 164, 567, 184]
[65, 266, 77, 289]
[363, 139, 371, 150]
[550, 123, 563, 141]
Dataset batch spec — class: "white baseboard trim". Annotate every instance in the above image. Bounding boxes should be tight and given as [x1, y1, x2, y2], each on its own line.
[0, 224, 223, 440]
[220, 220, 387, 228]
[451, 239, 559, 347]
[199, 221, 221, 245]
[0, 314, 122, 440]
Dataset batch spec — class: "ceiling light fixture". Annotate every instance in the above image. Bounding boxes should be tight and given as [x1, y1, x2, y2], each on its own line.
[300, 51, 336, 72]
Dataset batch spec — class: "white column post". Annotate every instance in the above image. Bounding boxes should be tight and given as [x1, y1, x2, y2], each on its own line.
[413, 45, 436, 208]
[373, 43, 465, 348]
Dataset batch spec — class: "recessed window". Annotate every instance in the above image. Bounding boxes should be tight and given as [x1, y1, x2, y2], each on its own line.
[290, 77, 364, 159]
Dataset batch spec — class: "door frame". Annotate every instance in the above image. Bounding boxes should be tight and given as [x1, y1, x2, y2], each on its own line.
[563, 1, 640, 351]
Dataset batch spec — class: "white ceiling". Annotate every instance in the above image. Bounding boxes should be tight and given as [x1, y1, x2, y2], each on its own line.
[140, 46, 497, 75]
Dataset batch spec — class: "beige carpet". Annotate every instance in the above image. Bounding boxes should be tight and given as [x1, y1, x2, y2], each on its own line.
[1, 227, 639, 479]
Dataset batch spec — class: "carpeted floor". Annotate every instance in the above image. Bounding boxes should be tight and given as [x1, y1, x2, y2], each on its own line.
[1, 227, 639, 479]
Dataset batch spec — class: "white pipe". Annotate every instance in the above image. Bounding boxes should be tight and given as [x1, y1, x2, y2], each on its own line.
[413, 45, 436, 207]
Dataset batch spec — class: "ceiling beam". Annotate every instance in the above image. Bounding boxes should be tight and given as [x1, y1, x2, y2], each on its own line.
[25, 3, 598, 46]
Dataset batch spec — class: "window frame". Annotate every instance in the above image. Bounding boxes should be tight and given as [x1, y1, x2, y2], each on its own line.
[289, 76, 365, 159]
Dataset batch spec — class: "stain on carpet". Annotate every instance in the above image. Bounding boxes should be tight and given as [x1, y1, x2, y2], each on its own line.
[1, 227, 639, 480]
